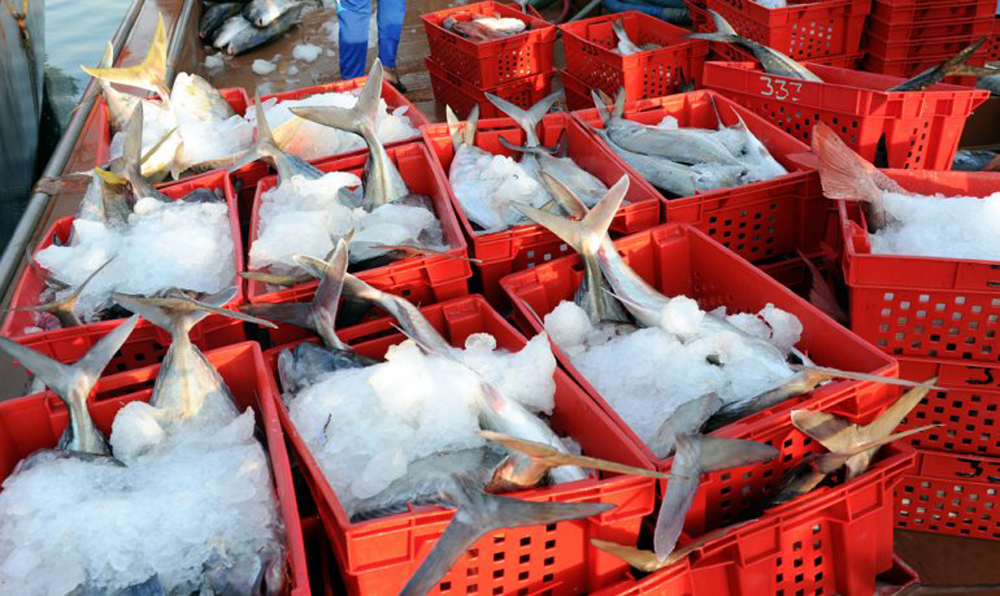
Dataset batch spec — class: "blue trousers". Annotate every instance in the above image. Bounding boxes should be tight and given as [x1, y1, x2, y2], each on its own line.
[339, 0, 406, 79]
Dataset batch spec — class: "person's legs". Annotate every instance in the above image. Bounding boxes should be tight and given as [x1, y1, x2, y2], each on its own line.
[376, 0, 406, 69]
[339, 0, 372, 79]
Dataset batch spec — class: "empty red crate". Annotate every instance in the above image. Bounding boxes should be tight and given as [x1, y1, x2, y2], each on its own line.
[247, 142, 472, 345]
[871, 0, 996, 24]
[422, 111, 663, 304]
[0, 342, 309, 594]
[558, 11, 709, 103]
[704, 61, 989, 170]
[263, 294, 657, 596]
[501, 223, 897, 470]
[232, 76, 431, 225]
[837, 169, 1000, 363]
[582, 370, 912, 595]
[896, 357, 1000, 457]
[703, 0, 871, 61]
[0, 170, 247, 374]
[421, 1, 556, 88]
[895, 447, 1000, 541]
[573, 90, 824, 264]
[93, 87, 249, 174]
[425, 57, 554, 120]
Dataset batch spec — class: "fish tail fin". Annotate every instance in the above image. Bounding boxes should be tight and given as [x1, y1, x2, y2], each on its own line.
[484, 89, 561, 147]
[591, 89, 612, 125]
[612, 19, 631, 44]
[612, 87, 626, 118]
[797, 366, 942, 390]
[497, 135, 553, 157]
[686, 9, 746, 44]
[15, 257, 114, 327]
[400, 478, 614, 596]
[114, 287, 273, 338]
[654, 435, 776, 560]
[81, 13, 170, 99]
[512, 174, 628, 255]
[797, 250, 848, 325]
[446, 104, 479, 150]
[538, 170, 588, 218]
[290, 59, 384, 139]
[245, 240, 351, 349]
[863, 377, 938, 440]
[934, 37, 987, 78]
[811, 121, 885, 205]
[649, 392, 723, 457]
[952, 63, 1000, 77]
[890, 37, 987, 91]
[0, 315, 139, 453]
[591, 539, 664, 573]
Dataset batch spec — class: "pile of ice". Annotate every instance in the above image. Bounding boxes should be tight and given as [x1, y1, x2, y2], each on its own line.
[284, 333, 557, 515]
[449, 149, 553, 231]
[870, 190, 1000, 261]
[244, 93, 419, 160]
[0, 408, 284, 595]
[544, 298, 801, 448]
[654, 115, 788, 185]
[107, 74, 255, 174]
[33, 197, 235, 324]
[249, 172, 446, 271]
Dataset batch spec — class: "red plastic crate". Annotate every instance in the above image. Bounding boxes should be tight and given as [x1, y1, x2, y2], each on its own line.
[560, 68, 594, 112]
[703, 61, 989, 170]
[573, 90, 825, 264]
[246, 142, 472, 345]
[0, 170, 248, 374]
[836, 169, 1000, 363]
[421, 1, 556, 88]
[232, 76, 431, 227]
[862, 51, 986, 85]
[0, 342, 308, 594]
[866, 13, 995, 45]
[895, 357, 1000, 457]
[425, 57, 554, 120]
[871, 0, 996, 24]
[703, 0, 871, 61]
[989, 17, 1000, 62]
[558, 12, 709, 103]
[263, 295, 658, 596]
[591, 373, 912, 595]
[865, 31, 992, 62]
[93, 87, 249, 173]
[895, 447, 1000, 541]
[421, 112, 663, 304]
[501, 223, 898, 469]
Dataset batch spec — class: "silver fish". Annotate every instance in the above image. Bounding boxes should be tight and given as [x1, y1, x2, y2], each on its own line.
[496, 135, 609, 207]
[648, 392, 723, 458]
[213, 15, 252, 50]
[0, 315, 139, 455]
[199, 2, 244, 39]
[612, 19, 643, 55]
[82, 14, 172, 100]
[226, 3, 303, 55]
[229, 92, 324, 182]
[888, 38, 987, 92]
[18, 258, 114, 328]
[112, 287, 275, 423]
[686, 10, 823, 82]
[277, 341, 377, 396]
[484, 89, 562, 148]
[93, 42, 139, 132]
[291, 60, 409, 207]
[243, 0, 300, 28]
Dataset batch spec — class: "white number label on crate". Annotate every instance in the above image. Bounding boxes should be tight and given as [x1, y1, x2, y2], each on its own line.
[759, 76, 802, 102]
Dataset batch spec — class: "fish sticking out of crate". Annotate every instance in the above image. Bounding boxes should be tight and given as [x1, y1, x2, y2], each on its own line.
[611, 18, 662, 55]
[201, 0, 307, 55]
[442, 11, 528, 41]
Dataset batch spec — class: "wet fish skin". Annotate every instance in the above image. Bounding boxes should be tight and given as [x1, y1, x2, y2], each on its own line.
[648, 392, 723, 458]
[94, 42, 138, 132]
[226, 3, 303, 55]
[243, 0, 300, 28]
[685, 10, 822, 82]
[19, 258, 114, 328]
[888, 38, 987, 92]
[212, 14, 252, 50]
[0, 316, 139, 455]
[484, 89, 561, 149]
[199, 3, 243, 39]
[277, 341, 378, 395]
[229, 92, 324, 182]
[612, 19, 642, 55]
[953, 148, 1000, 171]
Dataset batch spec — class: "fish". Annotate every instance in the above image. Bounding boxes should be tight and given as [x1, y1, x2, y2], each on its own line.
[242, 239, 353, 351]
[243, 0, 301, 28]
[81, 13, 172, 100]
[887, 38, 987, 92]
[213, 15, 253, 50]
[591, 522, 750, 573]
[811, 121, 907, 232]
[169, 71, 235, 122]
[16, 258, 115, 328]
[277, 340, 378, 395]
[612, 19, 643, 55]
[484, 89, 561, 149]
[112, 287, 275, 423]
[647, 392, 723, 458]
[229, 92, 324, 182]
[442, 14, 527, 41]
[291, 60, 410, 207]
[797, 249, 848, 325]
[653, 434, 778, 560]
[199, 2, 244, 39]
[0, 315, 139, 456]
[93, 42, 139, 132]
[789, 379, 936, 480]
[76, 167, 134, 227]
[685, 10, 823, 82]
[226, 3, 303, 55]
[120, 103, 173, 202]
[952, 148, 1000, 171]
[497, 135, 609, 208]
[961, 64, 1000, 95]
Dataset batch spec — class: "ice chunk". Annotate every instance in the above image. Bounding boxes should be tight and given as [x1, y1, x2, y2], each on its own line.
[252, 58, 277, 75]
[293, 43, 323, 63]
[449, 148, 551, 231]
[544, 297, 800, 449]
[203, 53, 224, 70]
[110, 402, 166, 461]
[870, 190, 1000, 262]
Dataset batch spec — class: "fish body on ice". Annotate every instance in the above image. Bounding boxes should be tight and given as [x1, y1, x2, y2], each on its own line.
[213, 14, 252, 49]
[244, 0, 301, 28]
[443, 14, 527, 41]
[199, 2, 243, 39]
[227, 3, 303, 55]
